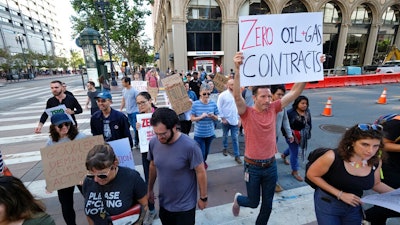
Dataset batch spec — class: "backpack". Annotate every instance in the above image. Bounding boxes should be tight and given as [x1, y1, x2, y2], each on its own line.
[305, 147, 331, 189]
[374, 113, 400, 125]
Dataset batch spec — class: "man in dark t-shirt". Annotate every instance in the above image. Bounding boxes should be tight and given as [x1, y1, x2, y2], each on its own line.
[34, 80, 82, 133]
[366, 116, 400, 224]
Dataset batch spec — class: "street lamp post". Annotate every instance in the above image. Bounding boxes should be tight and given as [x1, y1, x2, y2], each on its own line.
[94, 0, 117, 86]
[15, 34, 28, 74]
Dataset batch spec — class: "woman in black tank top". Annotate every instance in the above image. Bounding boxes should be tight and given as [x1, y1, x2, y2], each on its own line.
[307, 123, 394, 225]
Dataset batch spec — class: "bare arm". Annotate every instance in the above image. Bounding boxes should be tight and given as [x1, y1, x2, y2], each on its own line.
[86, 216, 95, 225]
[120, 97, 125, 111]
[134, 196, 149, 225]
[280, 82, 306, 108]
[232, 52, 247, 115]
[147, 160, 157, 204]
[382, 138, 400, 153]
[195, 163, 208, 210]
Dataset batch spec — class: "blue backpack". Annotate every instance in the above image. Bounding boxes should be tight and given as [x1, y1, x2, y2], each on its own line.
[374, 113, 400, 125]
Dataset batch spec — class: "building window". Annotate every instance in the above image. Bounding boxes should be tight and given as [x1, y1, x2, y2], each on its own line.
[382, 5, 399, 25]
[282, 0, 308, 13]
[322, 2, 341, 23]
[186, 0, 221, 51]
[351, 4, 371, 24]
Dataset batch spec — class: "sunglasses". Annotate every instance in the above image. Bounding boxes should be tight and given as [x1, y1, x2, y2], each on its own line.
[202, 93, 211, 96]
[57, 122, 71, 129]
[357, 124, 383, 131]
[86, 166, 113, 179]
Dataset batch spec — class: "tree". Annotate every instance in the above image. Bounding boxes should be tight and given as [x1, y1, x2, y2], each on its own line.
[70, 50, 85, 71]
[70, 0, 153, 68]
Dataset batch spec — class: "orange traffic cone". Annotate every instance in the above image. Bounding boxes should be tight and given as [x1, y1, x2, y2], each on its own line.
[321, 97, 332, 117]
[376, 88, 387, 104]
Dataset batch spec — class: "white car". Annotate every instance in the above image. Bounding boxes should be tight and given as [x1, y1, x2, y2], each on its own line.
[376, 60, 400, 74]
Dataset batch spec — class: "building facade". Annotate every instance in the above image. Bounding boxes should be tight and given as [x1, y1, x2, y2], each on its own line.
[152, 0, 400, 74]
[0, 0, 65, 58]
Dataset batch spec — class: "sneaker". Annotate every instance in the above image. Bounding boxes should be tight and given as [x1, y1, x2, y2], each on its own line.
[222, 149, 228, 156]
[235, 156, 242, 164]
[232, 192, 241, 217]
[144, 210, 158, 225]
[275, 183, 283, 192]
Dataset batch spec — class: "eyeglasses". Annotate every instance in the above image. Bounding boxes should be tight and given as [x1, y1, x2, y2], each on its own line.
[86, 166, 113, 179]
[96, 99, 107, 103]
[137, 100, 148, 106]
[357, 124, 383, 131]
[57, 122, 71, 129]
[202, 93, 211, 96]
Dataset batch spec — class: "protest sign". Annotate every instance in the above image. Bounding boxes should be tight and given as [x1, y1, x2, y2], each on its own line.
[107, 138, 135, 169]
[213, 73, 228, 93]
[45, 105, 75, 125]
[161, 74, 192, 114]
[132, 81, 148, 92]
[40, 135, 104, 192]
[361, 188, 400, 212]
[239, 12, 324, 87]
[148, 87, 159, 103]
[136, 113, 155, 153]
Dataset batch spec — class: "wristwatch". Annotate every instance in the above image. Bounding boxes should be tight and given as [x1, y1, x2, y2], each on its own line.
[200, 196, 208, 202]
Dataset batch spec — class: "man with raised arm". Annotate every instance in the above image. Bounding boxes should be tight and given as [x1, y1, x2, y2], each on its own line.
[231, 51, 307, 225]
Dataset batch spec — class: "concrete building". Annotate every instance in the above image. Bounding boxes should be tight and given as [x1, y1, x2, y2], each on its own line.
[152, 0, 400, 74]
[0, 0, 65, 58]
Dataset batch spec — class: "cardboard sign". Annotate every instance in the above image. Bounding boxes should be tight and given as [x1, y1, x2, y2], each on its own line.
[213, 73, 228, 93]
[136, 113, 155, 153]
[107, 138, 135, 169]
[132, 81, 148, 92]
[161, 74, 192, 114]
[147, 87, 159, 103]
[45, 105, 75, 125]
[40, 135, 104, 192]
[239, 12, 324, 87]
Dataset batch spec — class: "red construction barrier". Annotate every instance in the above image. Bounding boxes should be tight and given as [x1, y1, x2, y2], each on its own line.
[305, 81, 325, 89]
[381, 73, 400, 83]
[362, 74, 381, 85]
[324, 76, 346, 87]
[344, 75, 363, 86]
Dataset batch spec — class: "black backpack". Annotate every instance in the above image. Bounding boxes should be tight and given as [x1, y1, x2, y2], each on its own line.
[305, 147, 331, 189]
[374, 113, 400, 125]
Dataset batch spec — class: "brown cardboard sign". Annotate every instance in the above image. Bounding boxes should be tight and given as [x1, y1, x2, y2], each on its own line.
[213, 73, 228, 93]
[161, 74, 192, 115]
[40, 135, 104, 192]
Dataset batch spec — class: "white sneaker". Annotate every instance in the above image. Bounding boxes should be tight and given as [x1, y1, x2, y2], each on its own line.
[143, 210, 158, 225]
[232, 192, 241, 217]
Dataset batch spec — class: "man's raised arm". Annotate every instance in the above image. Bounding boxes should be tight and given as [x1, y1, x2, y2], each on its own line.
[232, 52, 247, 115]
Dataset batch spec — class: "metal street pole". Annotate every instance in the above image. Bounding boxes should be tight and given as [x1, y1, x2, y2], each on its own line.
[94, 0, 117, 86]
[15, 34, 28, 74]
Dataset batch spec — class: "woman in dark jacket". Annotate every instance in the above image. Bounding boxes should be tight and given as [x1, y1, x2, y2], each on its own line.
[281, 95, 311, 182]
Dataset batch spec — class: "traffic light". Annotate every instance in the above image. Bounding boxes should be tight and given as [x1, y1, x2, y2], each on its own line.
[122, 61, 128, 67]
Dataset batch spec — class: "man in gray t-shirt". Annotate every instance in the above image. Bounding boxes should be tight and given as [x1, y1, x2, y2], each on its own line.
[148, 108, 207, 225]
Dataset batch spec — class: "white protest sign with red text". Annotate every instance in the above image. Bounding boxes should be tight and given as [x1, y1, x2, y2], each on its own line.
[239, 12, 324, 86]
[136, 113, 155, 153]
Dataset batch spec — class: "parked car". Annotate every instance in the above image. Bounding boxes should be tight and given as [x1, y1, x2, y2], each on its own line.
[375, 60, 400, 73]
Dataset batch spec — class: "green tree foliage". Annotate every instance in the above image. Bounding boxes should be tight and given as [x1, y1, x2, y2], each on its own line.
[70, 50, 85, 71]
[71, 0, 153, 68]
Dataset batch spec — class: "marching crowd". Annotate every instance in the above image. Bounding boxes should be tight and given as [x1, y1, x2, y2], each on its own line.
[0, 53, 399, 225]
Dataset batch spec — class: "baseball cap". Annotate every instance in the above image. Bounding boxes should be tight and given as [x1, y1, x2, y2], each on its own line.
[95, 91, 112, 100]
[51, 113, 72, 126]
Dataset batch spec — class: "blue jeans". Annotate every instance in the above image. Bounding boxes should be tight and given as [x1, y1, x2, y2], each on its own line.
[283, 139, 300, 171]
[194, 135, 215, 161]
[127, 112, 139, 145]
[222, 123, 240, 157]
[237, 160, 277, 225]
[314, 188, 362, 225]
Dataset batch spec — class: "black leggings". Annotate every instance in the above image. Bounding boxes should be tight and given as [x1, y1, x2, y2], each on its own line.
[57, 185, 82, 225]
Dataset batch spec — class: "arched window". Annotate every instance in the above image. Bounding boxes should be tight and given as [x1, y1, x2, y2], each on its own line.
[351, 4, 371, 24]
[322, 2, 341, 23]
[187, 0, 221, 20]
[238, 0, 271, 16]
[282, 0, 307, 13]
[382, 5, 399, 25]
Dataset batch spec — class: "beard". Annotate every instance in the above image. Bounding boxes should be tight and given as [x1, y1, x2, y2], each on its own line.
[165, 129, 174, 144]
